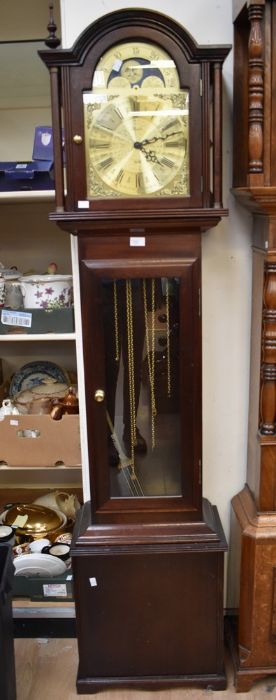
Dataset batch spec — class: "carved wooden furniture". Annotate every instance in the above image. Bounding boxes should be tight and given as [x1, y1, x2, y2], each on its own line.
[40, 8, 230, 693]
[231, 0, 276, 692]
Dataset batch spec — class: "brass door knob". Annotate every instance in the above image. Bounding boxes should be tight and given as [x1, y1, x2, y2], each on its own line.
[94, 389, 105, 402]
[73, 134, 83, 144]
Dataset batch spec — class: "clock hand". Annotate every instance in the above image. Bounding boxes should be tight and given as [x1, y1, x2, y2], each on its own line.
[139, 146, 162, 165]
[133, 142, 163, 165]
[139, 130, 184, 146]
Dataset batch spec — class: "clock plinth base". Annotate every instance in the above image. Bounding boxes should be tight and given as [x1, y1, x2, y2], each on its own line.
[230, 485, 276, 693]
[76, 672, 227, 694]
[227, 616, 276, 693]
[72, 500, 227, 694]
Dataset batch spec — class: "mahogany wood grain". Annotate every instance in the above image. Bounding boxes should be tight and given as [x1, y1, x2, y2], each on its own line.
[49, 66, 64, 212]
[72, 501, 227, 693]
[248, 3, 265, 177]
[213, 62, 223, 208]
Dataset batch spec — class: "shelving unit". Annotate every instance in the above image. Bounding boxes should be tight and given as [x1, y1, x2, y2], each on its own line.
[0, 193, 82, 613]
[0, 26, 84, 614]
[0, 194, 82, 496]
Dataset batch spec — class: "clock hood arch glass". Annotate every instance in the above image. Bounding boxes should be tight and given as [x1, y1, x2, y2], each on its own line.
[83, 41, 189, 200]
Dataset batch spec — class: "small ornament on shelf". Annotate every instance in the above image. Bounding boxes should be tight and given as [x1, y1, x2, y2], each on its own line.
[47, 261, 57, 275]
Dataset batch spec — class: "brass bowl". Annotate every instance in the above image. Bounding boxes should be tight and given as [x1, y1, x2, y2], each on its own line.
[5, 503, 63, 540]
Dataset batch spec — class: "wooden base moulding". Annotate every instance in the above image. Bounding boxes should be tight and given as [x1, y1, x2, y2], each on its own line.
[231, 484, 276, 692]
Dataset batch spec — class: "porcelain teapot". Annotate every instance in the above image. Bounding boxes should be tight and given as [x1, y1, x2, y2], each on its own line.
[34, 490, 80, 521]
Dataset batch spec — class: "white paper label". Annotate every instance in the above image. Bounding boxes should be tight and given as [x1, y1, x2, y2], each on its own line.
[1, 309, 32, 328]
[130, 237, 145, 247]
[12, 514, 28, 528]
[78, 200, 89, 209]
[16, 163, 28, 169]
[112, 59, 123, 72]
[89, 577, 97, 587]
[43, 584, 68, 597]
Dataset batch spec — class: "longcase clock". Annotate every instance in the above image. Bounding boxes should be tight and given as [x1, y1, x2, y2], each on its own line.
[40, 8, 230, 693]
[229, 0, 276, 692]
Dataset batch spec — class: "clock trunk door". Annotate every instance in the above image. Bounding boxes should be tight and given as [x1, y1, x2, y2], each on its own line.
[80, 254, 202, 524]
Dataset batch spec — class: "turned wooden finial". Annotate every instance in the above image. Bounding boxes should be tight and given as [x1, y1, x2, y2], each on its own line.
[45, 3, 61, 49]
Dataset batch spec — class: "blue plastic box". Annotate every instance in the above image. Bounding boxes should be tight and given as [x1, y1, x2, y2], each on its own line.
[0, 160, 54, 191]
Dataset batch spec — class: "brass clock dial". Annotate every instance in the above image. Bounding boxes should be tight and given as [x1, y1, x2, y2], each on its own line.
[83, 41, 189, 199]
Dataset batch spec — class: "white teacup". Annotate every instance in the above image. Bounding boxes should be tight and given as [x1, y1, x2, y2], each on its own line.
[29, 538, 50, 553]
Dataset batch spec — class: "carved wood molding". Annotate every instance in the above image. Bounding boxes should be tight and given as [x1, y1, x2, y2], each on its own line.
[247, 2, 265, 174]
[231, 187, 276, 215]
[260, 260, 276, 435]
[232, 485, 276, 536]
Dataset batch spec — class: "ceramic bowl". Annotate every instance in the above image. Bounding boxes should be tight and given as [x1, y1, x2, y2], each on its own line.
[4, 503, 64, 540]
[19, 274, 73, 309]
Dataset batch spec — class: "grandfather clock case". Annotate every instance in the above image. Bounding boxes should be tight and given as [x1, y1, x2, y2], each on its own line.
[230, 0, 276, 693]
[40, 9, 230, 693]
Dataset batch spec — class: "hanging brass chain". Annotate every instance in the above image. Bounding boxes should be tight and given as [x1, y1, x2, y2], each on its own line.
[113, 280, 120, 362]
[126, 280, 136, 479]
[143, 278, 156, 449]
[165, 278, 171, 398]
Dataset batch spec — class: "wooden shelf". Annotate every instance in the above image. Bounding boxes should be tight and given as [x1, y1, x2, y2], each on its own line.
[0, 190, 55, 203]
[0, 332, 76, 341]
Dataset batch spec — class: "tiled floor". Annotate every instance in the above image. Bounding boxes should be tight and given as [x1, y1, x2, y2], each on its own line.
[14, 638, 276, 700]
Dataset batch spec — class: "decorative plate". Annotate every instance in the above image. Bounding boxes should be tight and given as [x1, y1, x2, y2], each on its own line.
[9, 361, 69, 397]
[13, 552, 67, 577]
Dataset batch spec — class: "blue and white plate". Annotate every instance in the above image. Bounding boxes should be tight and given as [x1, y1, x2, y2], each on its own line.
[9, 361, 69, 397]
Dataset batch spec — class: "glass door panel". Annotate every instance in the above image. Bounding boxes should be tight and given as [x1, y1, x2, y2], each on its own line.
[101, 276, 181, 498]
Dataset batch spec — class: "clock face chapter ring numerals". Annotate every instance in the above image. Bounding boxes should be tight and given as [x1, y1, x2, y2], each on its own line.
[83, 41, 190, 199]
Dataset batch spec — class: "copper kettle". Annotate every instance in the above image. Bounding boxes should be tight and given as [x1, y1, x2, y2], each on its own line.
[50, 387, 78, 420]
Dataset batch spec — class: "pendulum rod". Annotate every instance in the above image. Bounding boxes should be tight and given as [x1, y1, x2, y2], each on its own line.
[126, 280, 137, 479]
[143, 279, 156, 449]
[165, 278, 171, 398]
[113, 280, 120, 362]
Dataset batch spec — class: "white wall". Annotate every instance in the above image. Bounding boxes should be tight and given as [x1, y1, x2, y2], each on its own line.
[60, 0, 252, 598]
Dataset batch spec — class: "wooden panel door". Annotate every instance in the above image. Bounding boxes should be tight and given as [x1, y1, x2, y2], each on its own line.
[79, 242, 202, 524]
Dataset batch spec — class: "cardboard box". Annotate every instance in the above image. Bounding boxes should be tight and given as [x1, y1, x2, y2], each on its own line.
[0, 414, 81, 467]
[0, 307, 75, 335]
[12, 569, 73, 601]
[0, 161, 54, 191]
